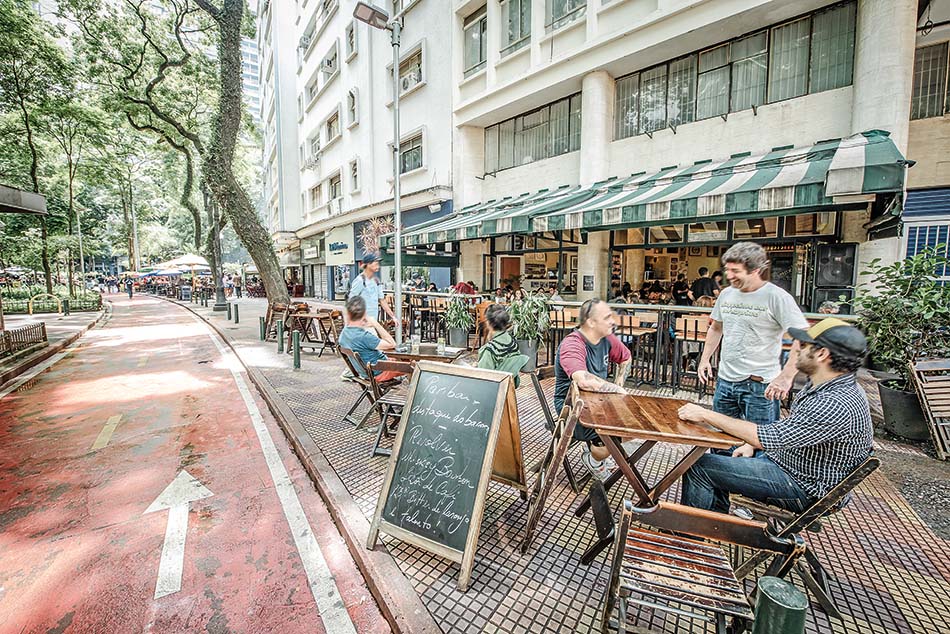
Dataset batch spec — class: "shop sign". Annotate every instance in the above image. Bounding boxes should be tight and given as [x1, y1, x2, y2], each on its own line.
[583, 275, 594, 292]
[326, 224, 354, 265]
[303, 247, 320, 260]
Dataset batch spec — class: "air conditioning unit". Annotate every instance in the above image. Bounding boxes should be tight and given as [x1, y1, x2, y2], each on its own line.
[303, 153, 321, 170]
[298, 35, 312, 50]
[328, 198, 343, 215]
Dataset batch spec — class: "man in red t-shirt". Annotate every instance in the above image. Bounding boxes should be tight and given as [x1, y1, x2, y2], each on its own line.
[553, 299, 631, 480]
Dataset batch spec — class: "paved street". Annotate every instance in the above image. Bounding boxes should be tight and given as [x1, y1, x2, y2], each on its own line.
[0, 295, 389, 634]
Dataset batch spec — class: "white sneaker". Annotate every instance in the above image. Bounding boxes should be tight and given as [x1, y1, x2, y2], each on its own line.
[732, 506, 755, 521]
[581, 451, 611, 482]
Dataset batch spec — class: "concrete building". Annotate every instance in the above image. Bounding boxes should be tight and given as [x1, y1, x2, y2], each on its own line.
[242, 37, 262, 121]
[903, 0, 950, 283]
[404, 0, 919, 310]
[252, 0, 456, 299]
[258, 0, 304, 266]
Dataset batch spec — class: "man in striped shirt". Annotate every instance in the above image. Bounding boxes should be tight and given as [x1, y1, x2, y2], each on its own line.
[677, 318, 873, 513]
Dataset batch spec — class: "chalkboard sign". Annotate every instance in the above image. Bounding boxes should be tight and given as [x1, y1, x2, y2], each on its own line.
[367, 362, 517, 590]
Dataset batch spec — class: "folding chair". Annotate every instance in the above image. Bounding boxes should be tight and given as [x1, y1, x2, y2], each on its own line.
[673, 316, 710, 395]
[731, 456, 881, 620]
[263, 302, 287, 341]
[339, 347, 379, 428]
[367, 360, 411, 457]
[528, 366, 589, 494]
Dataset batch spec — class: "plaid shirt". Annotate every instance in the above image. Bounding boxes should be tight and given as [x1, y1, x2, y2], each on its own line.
[758, 373, 873, 499]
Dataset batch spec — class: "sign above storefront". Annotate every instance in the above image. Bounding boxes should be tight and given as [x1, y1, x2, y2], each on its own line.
[326, 224, 354, 266]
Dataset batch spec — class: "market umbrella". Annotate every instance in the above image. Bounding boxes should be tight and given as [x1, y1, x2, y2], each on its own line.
[166, 254, 210, 293]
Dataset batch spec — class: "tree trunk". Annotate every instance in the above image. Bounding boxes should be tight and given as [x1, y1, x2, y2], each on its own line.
[40, 217, 52, 294]
[198, 0, 288, 304]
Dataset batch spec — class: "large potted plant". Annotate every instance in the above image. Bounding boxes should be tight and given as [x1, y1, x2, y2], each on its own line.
[855, 246, 950, 440]
[441, 293, 474, 348]
[509, 292, 551, 372]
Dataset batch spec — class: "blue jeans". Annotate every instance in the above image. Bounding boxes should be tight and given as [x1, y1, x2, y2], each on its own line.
[681, 452, 812, 514]
[713, 378, 780, 426]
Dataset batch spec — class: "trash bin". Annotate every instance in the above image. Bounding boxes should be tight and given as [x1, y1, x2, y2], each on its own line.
[180, 286, 192, 301]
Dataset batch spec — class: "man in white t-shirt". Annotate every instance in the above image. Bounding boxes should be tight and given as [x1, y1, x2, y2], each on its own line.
[698, 242, 808, 437]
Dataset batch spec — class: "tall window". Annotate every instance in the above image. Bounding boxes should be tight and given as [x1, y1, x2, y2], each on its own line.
[399, 50, 423, 94]
[329, 174, 342, 200]
[400, 133, 423, 174]
[309, 135, 320, 157]
[345, 22, 357, 60]
[347, 90, 358, 126]
[484, 94, 582, 173]
[911, 42, 949, 120]
[308, 184, 322, 210]
[326, 112, 340, 141]
[322, 44, 338, 79]
[546, 0, 586, 31]
[501, 0, 530, 56]
[463, 7, 487, 78]
[615, 1, 857, 139]
[350, 159, 360, 192]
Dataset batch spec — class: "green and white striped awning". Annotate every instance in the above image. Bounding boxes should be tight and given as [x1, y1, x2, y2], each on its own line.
[533, 130, 907, 233]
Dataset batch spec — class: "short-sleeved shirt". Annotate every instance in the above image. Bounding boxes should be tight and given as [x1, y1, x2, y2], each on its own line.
[348, 273, 383, 321]
[691, 277, 718, 299]
[339, 326, 386, 377]
[758, 373, 873, 499]
[553, 330, 631, 413]
[710, 283, 808, 382]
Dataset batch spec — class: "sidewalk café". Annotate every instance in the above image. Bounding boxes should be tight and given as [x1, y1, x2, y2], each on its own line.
[382, 131, 908, 312]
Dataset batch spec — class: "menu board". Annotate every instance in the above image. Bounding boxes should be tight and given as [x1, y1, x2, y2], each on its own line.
[367, 362, 516, 590]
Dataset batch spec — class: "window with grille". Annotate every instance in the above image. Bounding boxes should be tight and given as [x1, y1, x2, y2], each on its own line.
[308, 184, 322, 210]
[399, 50, 423, 94]
[400, 133, 423, 174]
[906, 224, 950, 281]
[501, 0, 530, 56]
[326, 112, 340, 141]
[484, 93, 581, 173]
[345, 22, 357, 60]
[911, 42, 949, 120]
[463, 7, 487, 78]
[329, 174, 342, 200]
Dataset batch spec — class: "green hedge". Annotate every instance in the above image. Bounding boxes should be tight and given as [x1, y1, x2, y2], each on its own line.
[1, 295, 102, 314]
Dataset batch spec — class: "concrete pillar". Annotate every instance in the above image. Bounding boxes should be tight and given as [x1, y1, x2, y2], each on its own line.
[529, 0, 547, 67]
[458, 239, 489, 285]
[579, 70, 614, 186]
[624, 248, 645, 290]
[851, 0, 916, 153]
[454, 126, 485, 209]
[485, 0, 501, 85]
[577, 231, 610, 301]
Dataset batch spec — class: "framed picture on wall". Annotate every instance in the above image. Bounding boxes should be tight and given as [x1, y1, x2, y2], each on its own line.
[569, 255, 578, 270]
[688, 247, 703, 256]
[706, 246, 719, 257]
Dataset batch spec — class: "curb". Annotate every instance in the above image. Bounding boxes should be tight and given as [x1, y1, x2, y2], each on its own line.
[164, 297, 442, 634]
[0, 305, 110, 387]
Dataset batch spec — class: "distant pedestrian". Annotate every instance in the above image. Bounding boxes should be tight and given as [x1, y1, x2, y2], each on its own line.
[691, 267, 719, 300]
[672, 273, 692, 306]
[125, 277, 134, 299]
[234, 274, 243, 298]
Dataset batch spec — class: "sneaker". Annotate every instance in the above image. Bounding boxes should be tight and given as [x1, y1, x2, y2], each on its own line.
[732, 506, 755, 521]
[580, 451, 611, 482]
[340, 370, 355, 382]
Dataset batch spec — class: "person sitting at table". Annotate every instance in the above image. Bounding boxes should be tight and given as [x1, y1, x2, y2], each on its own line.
[553, 298, 632, 481]
[677, 318, 872, 514]
[338, 296, 406, 383]
[477, 304, 529, 387]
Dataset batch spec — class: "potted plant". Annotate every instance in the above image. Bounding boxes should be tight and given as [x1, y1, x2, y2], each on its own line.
[441, 292, 474, 348]
[855, 246, 950, 440]
[509, 292, 551, 372]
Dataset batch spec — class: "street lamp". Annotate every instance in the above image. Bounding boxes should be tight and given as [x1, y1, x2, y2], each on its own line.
[354, 1, 404, 344]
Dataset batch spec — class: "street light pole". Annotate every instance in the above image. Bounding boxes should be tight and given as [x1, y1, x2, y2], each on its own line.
[354, 1, 404, 344]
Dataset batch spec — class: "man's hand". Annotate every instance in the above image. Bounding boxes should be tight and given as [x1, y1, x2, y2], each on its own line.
[678, 403, 710, 424]
[697, 358, 714, 384]
[731, 443, 755, 458]
[599, 381, 627, 395]
[764, 373, 793, 401]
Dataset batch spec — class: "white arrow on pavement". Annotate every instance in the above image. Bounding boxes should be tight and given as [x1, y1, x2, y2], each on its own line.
[144, 470, 213, 599]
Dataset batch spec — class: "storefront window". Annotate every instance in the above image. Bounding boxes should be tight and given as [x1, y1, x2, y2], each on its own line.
[648, 225, 685, 243]
[733, 217, 778, 240]
[783, 213, 836, 237]
[687, 221, 728, 242]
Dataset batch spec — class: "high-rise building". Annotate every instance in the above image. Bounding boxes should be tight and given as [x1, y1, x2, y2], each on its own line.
[241, 37, 262, 122]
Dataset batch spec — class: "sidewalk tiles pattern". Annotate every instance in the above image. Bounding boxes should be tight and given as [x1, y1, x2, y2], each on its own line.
[213, 299, 950, 634]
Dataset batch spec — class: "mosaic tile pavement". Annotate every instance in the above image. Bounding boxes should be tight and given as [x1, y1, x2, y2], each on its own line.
[214, 299, 950, 633]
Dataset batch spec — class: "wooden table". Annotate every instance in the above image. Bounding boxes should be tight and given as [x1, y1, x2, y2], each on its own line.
[285, 310, 341, 357]
[387, 345, 466, 364]
[574, 392, 740, 516]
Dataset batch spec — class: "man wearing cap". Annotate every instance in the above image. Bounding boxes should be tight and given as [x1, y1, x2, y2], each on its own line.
[677, 318, 873, 513]
[349, 253, 398, 325]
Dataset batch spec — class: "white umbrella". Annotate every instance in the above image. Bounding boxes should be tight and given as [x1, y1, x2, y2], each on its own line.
[166, 254, 210, 293]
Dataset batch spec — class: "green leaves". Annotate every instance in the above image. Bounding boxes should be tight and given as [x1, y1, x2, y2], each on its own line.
[441, 293, 475, 330]
[509, 293, 551, 342]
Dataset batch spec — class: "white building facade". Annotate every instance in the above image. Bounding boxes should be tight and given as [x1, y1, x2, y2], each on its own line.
[437, 0, 919, 309]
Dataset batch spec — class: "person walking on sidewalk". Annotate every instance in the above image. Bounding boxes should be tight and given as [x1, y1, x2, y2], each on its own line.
[553, 298, 632, 481]
[233, 273, 243, 298]
[348, 253, 398, 326]
[697, 242, 809, 430]
[125, 277, 134, 299]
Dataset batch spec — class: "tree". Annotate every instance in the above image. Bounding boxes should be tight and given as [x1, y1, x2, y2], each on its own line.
[0, 0, 73, 293]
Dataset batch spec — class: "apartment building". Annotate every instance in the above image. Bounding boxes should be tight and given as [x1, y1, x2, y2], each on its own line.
[403, 0, 919, 310]
[242, 37, 262, 122]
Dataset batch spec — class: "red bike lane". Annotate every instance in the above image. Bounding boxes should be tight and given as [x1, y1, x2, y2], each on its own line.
[0, 295, 390, 634]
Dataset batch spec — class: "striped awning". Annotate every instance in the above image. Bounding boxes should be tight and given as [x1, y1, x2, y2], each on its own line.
[533, 130, 907, 233]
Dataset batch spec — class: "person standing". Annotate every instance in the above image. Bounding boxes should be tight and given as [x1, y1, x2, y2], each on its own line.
[697, 242, 808, 428]
[690, 267, 719, 300]
[672, 273, 692, 306]
[349, 253, 398, 325]
[233, 273, 243, 298]
[125, 277, 134, 299]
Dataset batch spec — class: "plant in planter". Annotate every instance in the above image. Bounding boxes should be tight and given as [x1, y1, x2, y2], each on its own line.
[441, 292, 474, 348]
[509, 292, 551, 372]
[855, 245, 950, 440]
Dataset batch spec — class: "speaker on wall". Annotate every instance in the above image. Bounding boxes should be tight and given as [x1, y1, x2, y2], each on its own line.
[815, 243, 857, 288]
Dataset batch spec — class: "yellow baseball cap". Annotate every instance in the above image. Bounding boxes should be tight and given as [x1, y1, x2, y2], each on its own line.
[788, 318, 867, 358]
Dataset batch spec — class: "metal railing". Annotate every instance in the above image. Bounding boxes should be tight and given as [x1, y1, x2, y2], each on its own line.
[0, 322, 47, 357]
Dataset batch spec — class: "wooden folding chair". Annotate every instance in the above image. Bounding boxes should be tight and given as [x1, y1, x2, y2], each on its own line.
[263, 302, 287, 341]
[367, 360, 411, 457]
[911, 359, 950, 459]
[730, 456, 881, 620]
[673, 316, 710, 395]
[339, 347, 379, 428]
[528, 366, 589, 494]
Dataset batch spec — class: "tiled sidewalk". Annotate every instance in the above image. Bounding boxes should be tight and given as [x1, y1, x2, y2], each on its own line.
[184, 297, 950, 634]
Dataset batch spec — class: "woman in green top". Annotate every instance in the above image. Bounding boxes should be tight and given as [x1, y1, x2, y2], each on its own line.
[478, 304, 529, 387]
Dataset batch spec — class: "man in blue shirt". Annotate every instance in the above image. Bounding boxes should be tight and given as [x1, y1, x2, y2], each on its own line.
[339, 296, 404, 382]
[348, 253, 398, 325]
